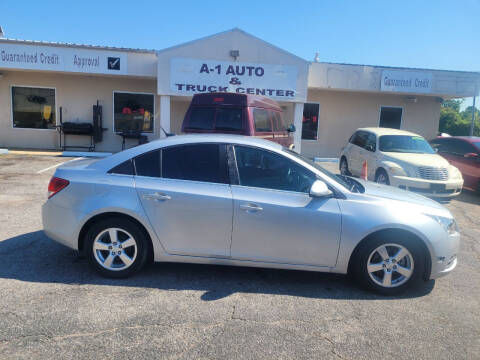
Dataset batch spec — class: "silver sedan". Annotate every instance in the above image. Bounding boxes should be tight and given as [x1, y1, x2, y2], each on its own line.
[42, 134, 459, 294]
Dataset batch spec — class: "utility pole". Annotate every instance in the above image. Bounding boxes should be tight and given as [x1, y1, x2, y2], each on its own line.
[471, 82, 477, 136]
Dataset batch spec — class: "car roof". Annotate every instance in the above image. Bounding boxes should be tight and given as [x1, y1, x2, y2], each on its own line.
[93, 134, 284, 170]
[356, 127, 422, 137]
[446, 136, 480, 143]
[191, 92, 282, 111]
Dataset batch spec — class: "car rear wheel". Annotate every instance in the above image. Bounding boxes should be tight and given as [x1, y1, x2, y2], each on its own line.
[85, 217, 150, 278]
[352, 237, 425, 295]
[340, 157, 351, 176]
[375, 169, 390, 185]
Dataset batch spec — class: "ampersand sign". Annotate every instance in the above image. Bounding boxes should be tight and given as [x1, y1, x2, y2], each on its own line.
[229, 77, 241, 85]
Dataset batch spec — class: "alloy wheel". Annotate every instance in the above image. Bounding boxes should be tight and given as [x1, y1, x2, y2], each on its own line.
[93, 228, 138, 271]
[366, 243, 414, 288]
[376, 173, 388, 184]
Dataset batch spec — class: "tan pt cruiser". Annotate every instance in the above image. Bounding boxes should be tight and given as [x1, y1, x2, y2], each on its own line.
[340, 128, 464, 198]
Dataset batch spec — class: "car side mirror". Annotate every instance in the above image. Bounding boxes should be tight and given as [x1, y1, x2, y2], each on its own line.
[464, 152, 478, 159]
[287, 124, 296, 133]
[309, 180, 333, 198]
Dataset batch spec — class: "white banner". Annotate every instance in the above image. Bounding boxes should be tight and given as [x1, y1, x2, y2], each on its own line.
[0, 43, 127, 75]
[381, 70, 432, 93]
[170, 58, 298, 100]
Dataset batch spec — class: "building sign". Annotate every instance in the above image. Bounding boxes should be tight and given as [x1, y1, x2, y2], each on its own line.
[381, 70, 432, 93]
[0, 43, 127, 75]
[170, 58, 298, 100]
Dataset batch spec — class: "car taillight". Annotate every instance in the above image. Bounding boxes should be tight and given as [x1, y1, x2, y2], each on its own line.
[48, 177, 70, 198]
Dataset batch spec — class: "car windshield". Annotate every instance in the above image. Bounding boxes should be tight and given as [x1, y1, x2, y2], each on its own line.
[379, 135, 435, 154]
[283, 148, 364, 193]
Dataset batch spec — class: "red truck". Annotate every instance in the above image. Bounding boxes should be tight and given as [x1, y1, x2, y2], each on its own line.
[182, 92, 295, 148]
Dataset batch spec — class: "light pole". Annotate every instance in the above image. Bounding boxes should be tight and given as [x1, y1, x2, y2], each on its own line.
[471, 82, 478, 136]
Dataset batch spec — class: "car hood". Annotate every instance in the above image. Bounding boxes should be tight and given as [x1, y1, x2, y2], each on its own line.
[381, 152, 449, 168]
[357, 179, 446, 211]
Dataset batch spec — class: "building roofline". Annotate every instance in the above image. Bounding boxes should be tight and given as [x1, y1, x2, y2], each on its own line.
[311, 60, 480, 76]
[156, 27, 309, 63]
[0, 37, 157, 54]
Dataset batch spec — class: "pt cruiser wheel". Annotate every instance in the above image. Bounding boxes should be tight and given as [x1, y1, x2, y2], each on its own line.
[353, 237, 425, 295]
[375, 169, 390, 185]
[85, 218, 149, 278]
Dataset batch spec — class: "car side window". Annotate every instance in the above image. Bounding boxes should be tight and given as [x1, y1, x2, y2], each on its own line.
[365, 133, 377, 152]
[352, 131, 368, 149]
[272, 112, 286, 132]
[449, 139, 476, 156]
[162, 144, 228, 184]
[214, 108, 243, 131]
[253, 109, 272, 132]
[134, 150, 161, 177]
[430, 139, 445, 152]
[233, 145, 316, 193]
[348, 132, 357, 144]
[108, 159, 134, 175]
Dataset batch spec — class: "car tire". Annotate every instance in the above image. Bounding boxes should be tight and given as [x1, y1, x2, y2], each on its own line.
[340, 157, 351, 176]
[85, 217, 150, 278]
[375, 168, 390, 185]
[352, 236, 425, 295]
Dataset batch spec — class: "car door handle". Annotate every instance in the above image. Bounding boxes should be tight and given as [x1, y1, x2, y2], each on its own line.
[239, 203, 263, 212]
[142, 192, 171, 201]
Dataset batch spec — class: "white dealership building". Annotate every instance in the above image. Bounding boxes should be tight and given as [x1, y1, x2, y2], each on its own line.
[0, 28, 479, 157]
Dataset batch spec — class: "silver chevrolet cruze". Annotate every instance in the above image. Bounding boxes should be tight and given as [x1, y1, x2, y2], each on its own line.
[42, 134, 459, 294]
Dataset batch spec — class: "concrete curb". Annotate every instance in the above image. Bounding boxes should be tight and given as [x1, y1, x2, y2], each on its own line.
[314, 157, 339, 163]
[62, 151, 112, 158]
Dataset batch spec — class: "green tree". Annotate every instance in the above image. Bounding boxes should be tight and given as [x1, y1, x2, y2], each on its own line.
[439, 100, 479, 136]
[441, 99, 463, 112]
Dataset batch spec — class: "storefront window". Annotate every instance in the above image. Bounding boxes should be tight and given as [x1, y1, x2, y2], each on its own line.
[379, 106, 402, 129]
[302, 103, 319, 140]
[12, 86, 56, 129]
[114, 92, 154, 132]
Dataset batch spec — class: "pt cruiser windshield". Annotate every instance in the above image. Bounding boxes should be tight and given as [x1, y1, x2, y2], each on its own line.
[379, 135, 435, 154]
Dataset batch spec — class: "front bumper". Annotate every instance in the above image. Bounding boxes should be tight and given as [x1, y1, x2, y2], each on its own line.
[429, 232, 460, 279]
[390, 175, 463, 198]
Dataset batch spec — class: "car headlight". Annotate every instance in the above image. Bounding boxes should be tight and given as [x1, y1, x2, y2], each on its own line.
[426, 215, 459, 235]
[388, 165, 407, 176]
[450, 166, 463, 180]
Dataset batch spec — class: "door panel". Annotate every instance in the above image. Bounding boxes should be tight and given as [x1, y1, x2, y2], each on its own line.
[136, 177, 233, 257]
[230, 186, 342, 267]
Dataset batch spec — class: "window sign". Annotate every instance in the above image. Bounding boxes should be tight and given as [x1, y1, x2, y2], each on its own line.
[11, 86, 56, 129]
[114, 92, 154, 132]
[302, 103, 319, 140]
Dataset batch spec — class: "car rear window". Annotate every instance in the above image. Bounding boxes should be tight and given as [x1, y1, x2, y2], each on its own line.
[187, 108, 215, 130]
[214, 108, 243, 131]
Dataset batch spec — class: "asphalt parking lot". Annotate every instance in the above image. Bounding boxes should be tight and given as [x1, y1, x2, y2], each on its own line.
[0, 154, 479, 359]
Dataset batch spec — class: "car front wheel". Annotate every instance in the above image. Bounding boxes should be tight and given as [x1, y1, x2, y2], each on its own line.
[375, 169, 390, 185]
[85, 217, 150, 278]
[353, 237, 425, 295]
